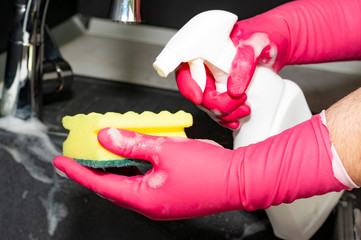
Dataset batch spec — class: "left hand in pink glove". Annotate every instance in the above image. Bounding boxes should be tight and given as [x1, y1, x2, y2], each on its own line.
[53, 114, 354, 220]
[176, 63, 250, 130]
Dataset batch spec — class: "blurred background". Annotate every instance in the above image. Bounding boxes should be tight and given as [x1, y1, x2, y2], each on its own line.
[0, 0, 292, 53]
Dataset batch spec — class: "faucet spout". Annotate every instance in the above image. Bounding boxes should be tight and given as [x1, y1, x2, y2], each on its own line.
[1, 0, 49, 119]
[1, 0, 73, 120]
[1, 0, 143, 120]
[108, 0, 142, 23]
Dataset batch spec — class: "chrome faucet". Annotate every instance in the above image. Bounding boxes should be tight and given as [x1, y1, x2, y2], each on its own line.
[108, 0, 142, 23]
[1, 0, 50, 119]
[1, 0, 142, 120]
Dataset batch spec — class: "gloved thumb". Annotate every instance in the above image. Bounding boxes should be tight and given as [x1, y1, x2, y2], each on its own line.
[227, 46, 257, 98]
[97, 128, 161, 164]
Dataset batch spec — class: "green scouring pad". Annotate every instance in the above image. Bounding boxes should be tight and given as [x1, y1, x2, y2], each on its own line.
[73, 158, 148, 168]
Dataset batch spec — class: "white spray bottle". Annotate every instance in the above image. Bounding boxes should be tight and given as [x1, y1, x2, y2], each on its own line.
[153, 10, 343, 240]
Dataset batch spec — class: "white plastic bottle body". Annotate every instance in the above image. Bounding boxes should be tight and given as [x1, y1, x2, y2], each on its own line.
[233, 67, 343, 240]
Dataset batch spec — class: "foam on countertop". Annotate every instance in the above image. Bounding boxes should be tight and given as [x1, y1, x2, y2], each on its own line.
[0, 116, 68, 236]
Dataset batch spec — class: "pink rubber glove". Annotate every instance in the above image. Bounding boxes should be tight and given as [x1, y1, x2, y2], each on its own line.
[176, 63, 250, 129]
[53, 114, 352, 220]
[176, 0, 361, 128]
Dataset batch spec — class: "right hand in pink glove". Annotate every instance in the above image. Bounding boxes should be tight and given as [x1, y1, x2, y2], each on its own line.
[53, 114, 353, 220]
[176, 0, 361, 129]
[176, 63, 250, 129]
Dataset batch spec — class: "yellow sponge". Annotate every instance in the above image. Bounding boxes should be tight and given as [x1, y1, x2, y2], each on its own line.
[62, 111, 193, 168]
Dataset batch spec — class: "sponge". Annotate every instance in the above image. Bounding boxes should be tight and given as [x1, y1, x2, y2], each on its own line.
[62, 111, 193, 168]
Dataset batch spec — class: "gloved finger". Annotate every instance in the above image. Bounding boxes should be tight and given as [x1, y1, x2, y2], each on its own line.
[216, 103, 251, 122]
[54, 156, 104, 183]
[227, 45, 257, 98]
[98, 128, 163, 165]
[53, 156, 145, 208]
[53, 156, 130, 191]
[203, 76, 247, 114]
[176, 63, 203, 105]
[218, 120, 241, 130]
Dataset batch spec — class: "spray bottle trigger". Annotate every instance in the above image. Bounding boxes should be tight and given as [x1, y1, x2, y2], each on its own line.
[188, 58, 207, 92]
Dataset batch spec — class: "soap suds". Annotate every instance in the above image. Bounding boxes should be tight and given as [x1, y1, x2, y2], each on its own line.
[354, 208, 361, 240]
[239, 33, 270, 57]
[151, 154, 159, 165]
[0, 116, 68, 237]
[22, 190, 28, 199]
[28, 233, 38, 240]
[107, 127, 167, 157]
[237, 32, 277, 68]
[107, 127, 123, 147]
[147, 170, 167, 188]
[40, 183, 68, 236]
[242, 220, 267, 238]
[0, 116, 48, 134]
[169, 136, 187, 143]
[5, 147, 53, 184]
[107, 127, 143, 149]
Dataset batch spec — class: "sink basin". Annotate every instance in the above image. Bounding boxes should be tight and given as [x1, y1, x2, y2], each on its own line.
[0, 75, 359, 239]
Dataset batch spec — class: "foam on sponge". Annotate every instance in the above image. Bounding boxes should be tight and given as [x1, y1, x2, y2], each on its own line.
[62, 111, 193, 168]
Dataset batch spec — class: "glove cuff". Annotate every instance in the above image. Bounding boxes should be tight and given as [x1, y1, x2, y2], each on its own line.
[320, 110, 359, 189]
